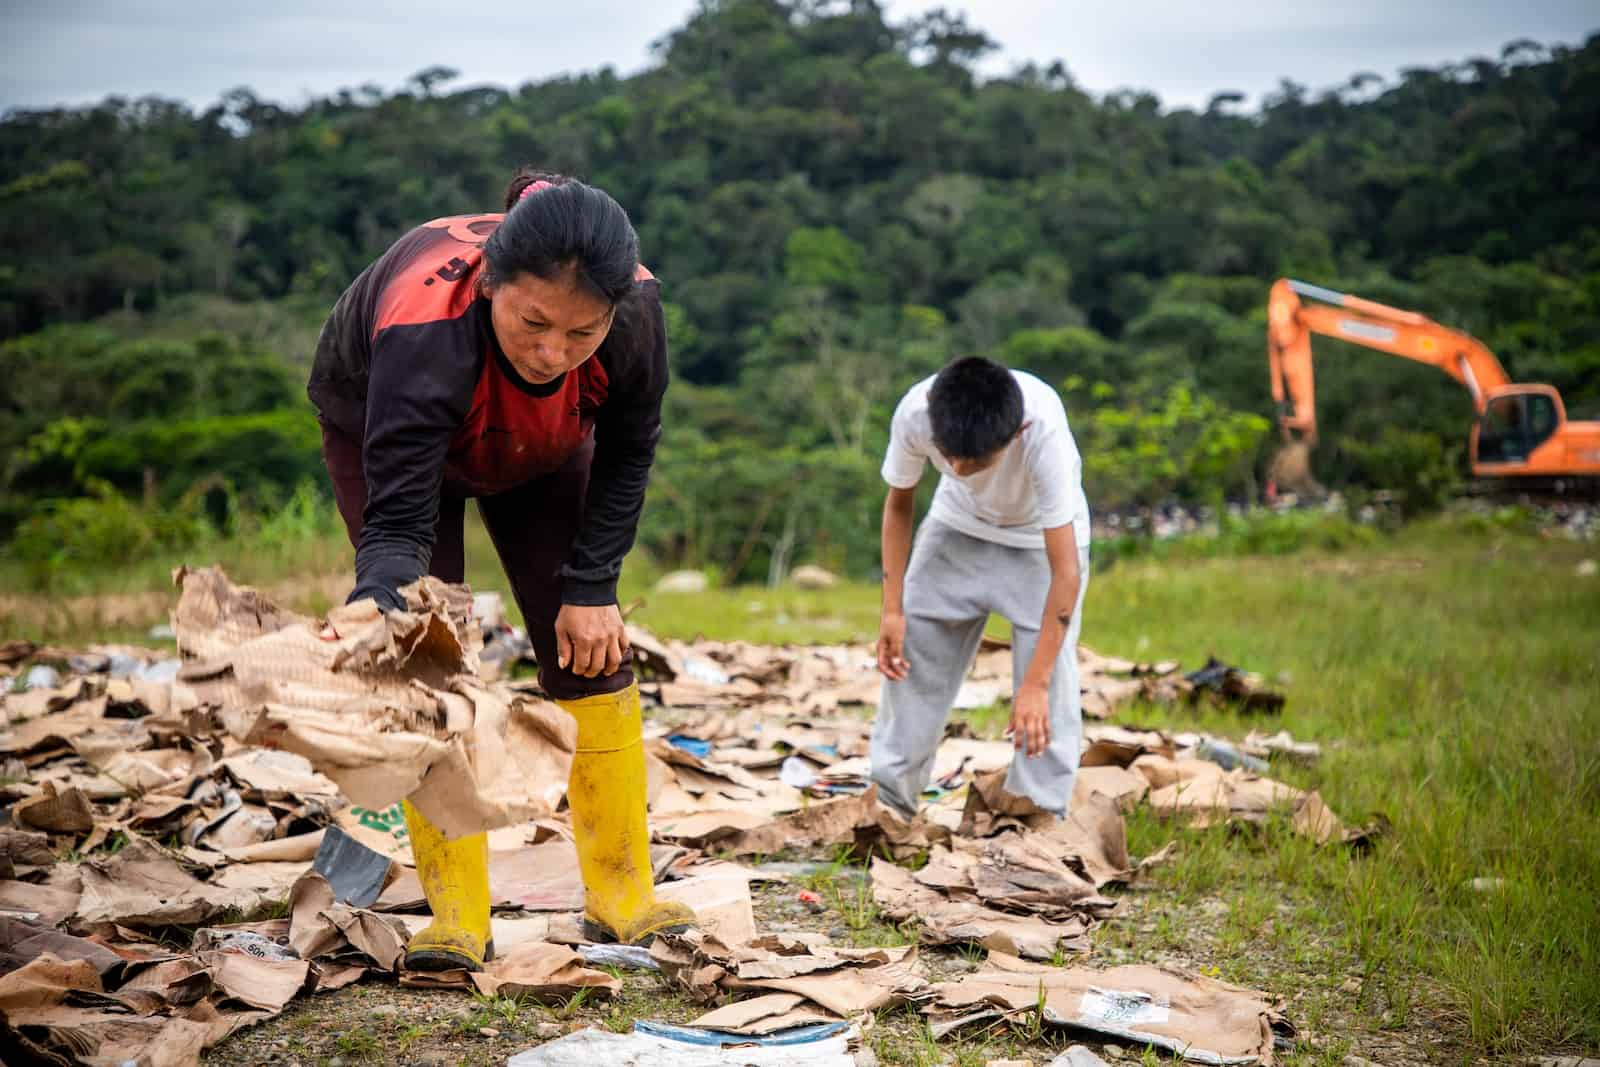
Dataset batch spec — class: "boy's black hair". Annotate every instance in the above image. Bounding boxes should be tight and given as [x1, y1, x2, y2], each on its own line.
[928, 357, 1024, 459]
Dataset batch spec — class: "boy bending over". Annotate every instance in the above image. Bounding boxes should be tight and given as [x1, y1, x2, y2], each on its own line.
[872, 357, 1091, 819]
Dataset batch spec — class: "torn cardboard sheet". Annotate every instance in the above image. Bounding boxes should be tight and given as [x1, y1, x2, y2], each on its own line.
[11, 781, 96, 835]
[205, 951, 310, 1012]
[707, 787, 948, 861]
[170, 567, 557, 838]
[0, 951, 251, 1067]
[1140, 760, 1350, 844]
[651, 931, 928, 1017]
[870, 858, 1093, 961]
[287, 872, 408, 970]
[690, 991, 840, 1035]
[0, 867, 82, 928]
[861, 787, 1130, 960]
[472, 942, 621, 1000]
[656, 874, 757, 947]
[927, 963, 1288, 1065]
[398, 940, 620, 1000]
[74, 838, 264, 931]
[1075, 765, 1150, 811]
[0, 916, 124, 980]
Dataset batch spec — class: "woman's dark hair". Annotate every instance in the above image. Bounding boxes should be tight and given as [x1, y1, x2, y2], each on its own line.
[485, 168, 654, 352]
[928, 356, 1024, 459]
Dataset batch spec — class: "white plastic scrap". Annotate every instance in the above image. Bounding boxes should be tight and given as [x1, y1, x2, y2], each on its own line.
[506, 1026, 855, 1067]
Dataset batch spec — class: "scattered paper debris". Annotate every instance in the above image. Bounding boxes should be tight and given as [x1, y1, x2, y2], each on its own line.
[927, 963, 1290, 1065]
[652, 930, 928, 1016]
[0, 567, 1327, 1066]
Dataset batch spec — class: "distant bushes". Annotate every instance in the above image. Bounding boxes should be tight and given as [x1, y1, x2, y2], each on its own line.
[3, 477, 345, 591]
[1336, 428, 1460, 517]
[1094, 508, 1382, 567]
[7, 479, 215, 580]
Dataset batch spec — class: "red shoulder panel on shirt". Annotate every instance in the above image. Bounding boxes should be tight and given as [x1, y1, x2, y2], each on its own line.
[373, 215, 505, 336]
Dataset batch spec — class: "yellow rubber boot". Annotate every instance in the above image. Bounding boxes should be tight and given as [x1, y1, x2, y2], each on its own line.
[400, 799, 494, 971]
[560, 683, 695, 944]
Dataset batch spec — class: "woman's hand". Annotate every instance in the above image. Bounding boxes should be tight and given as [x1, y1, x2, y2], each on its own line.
[556, 603, 629, 678]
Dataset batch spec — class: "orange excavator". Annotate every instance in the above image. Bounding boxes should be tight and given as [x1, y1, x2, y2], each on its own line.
[1267, 277, 1600, 491]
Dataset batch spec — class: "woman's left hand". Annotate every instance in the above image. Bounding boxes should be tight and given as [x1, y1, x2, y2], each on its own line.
[555, 603, 629, 678]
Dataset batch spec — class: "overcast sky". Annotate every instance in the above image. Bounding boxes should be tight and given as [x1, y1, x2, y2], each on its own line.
[2, 1, 1595, 115]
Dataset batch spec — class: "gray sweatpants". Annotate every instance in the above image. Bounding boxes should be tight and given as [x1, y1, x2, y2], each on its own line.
[870, 519, 1089, 818]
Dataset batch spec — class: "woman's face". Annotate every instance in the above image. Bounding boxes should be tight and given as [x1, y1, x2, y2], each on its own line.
[485, 269, 614, 384]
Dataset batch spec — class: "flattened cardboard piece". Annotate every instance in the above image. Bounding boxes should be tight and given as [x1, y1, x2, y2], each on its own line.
[287, 872, 407, 970]
[690, 991, 840, 1035]
[871, 858, 1090, 961]
[657, 874, 756, 947]
[206, 951, 311, 1013]
[220, 830, 326, 864]
[652, 929, 927, 1018]
[74, 838, 256, 930]
[0, 916, 123, 980]
[11, 782, 96, 835]
[467, 941, 621, 1001]
[0, 868, 82, 928]
[654, 809, 779, 847]
[714, 787, 943, 860]
[958, 769, 1056, 837]
[216, 749, 340, 801]
[1073, 765, 1150, 812]
[927, 963, 1286, 1065]
[400, 942, 620, 1000]
[172, 567, 547, 838]
[209, 861, 312, 904]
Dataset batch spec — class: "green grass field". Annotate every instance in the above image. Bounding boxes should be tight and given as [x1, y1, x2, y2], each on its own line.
[4, 513, 1596, 1061]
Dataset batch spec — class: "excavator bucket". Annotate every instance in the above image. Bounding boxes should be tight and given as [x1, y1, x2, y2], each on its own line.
[1266, 440, 1324, 499]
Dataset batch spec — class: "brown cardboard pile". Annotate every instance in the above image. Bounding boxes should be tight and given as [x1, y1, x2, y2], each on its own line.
[0, 567, 1328, 1065]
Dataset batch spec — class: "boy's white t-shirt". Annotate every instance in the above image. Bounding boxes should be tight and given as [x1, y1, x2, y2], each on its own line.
[882, 370, 1091, 550]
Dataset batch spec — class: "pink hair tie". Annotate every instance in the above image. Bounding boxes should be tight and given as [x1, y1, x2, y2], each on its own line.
[518, 179, 554, 202]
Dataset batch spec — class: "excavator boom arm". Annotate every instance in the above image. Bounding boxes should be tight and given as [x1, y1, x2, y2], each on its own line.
[1267, 278, 1512, 441]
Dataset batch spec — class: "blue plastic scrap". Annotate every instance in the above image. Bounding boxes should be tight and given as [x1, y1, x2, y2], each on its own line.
[665, 735, 714, 759]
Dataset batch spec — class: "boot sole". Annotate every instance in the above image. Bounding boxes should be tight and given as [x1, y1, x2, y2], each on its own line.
[404, 937, 495, 973]
[582, 919, 690, 946]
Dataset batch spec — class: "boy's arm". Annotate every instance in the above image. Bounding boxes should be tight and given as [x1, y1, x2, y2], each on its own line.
[1010, 522, 1081, 758]
[876, 486, 918, 679]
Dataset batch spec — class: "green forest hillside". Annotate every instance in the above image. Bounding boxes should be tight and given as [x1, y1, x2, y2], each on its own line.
[2, 1, 1596, 582]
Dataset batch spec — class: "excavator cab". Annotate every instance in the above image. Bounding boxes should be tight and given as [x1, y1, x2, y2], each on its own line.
[1474, 387, 1562, 465]
[1269, 277, 1600, 488]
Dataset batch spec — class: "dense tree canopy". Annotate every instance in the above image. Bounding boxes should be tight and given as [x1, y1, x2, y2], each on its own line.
[3, 1, 1597, 577]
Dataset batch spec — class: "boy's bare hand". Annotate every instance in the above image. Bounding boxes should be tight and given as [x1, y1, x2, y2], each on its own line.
[876, 612, 910, 680]
[1007, 683, 1051, 758]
